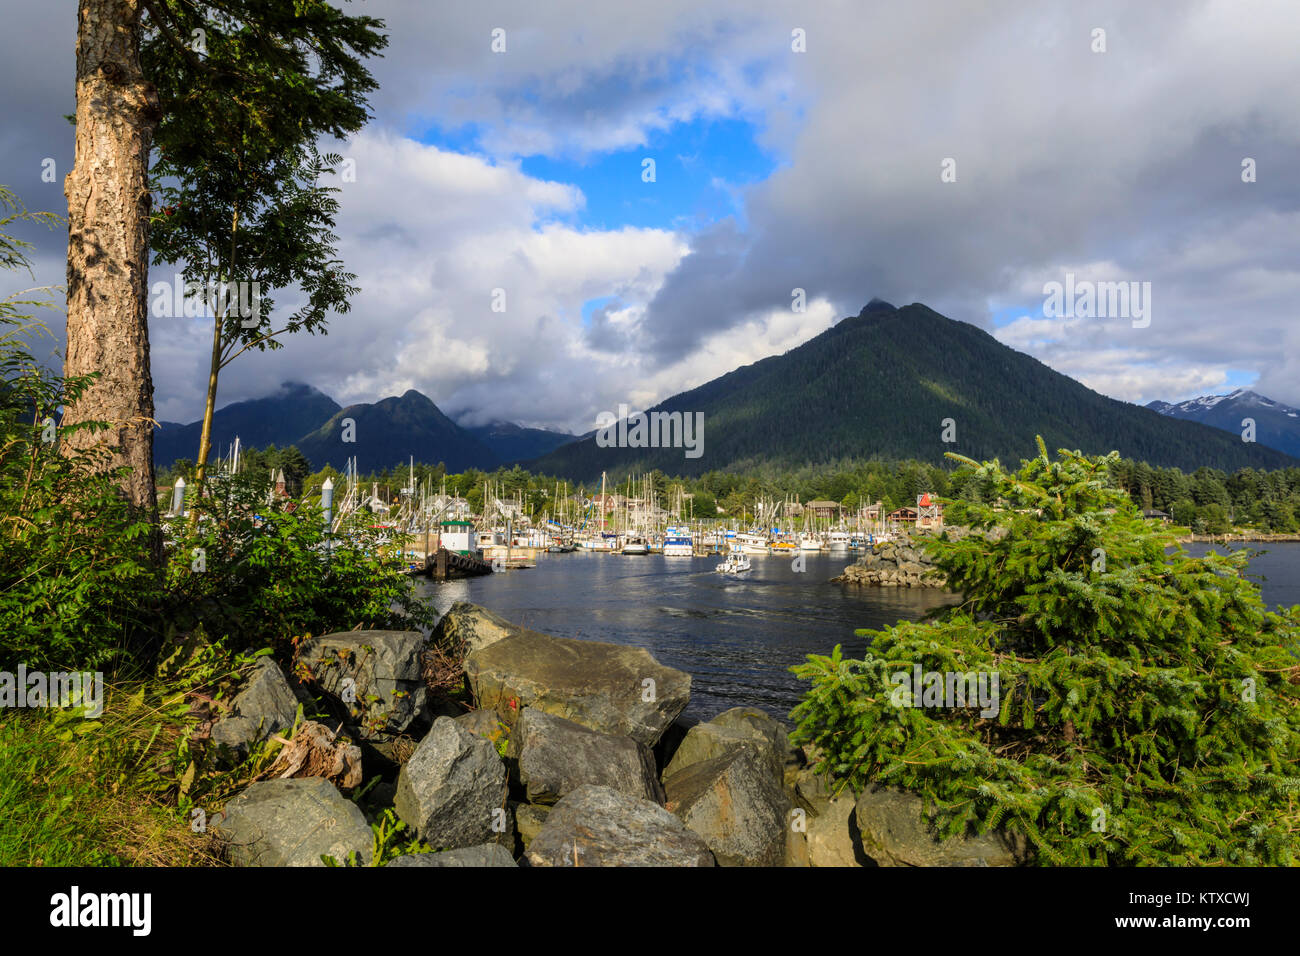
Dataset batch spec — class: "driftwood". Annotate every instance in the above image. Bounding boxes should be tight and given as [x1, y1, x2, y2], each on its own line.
[259, 720, 363, 789]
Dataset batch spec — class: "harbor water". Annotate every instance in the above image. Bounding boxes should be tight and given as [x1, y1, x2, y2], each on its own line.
[416, 543, 1300, 724]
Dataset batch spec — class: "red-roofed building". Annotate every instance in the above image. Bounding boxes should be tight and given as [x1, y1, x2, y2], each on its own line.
[917, 493, 944, 530]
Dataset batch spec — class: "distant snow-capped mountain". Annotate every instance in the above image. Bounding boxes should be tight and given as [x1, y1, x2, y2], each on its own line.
[1146, 389, 1300, 458]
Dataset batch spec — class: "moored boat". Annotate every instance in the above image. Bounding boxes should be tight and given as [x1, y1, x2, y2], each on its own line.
[662, 527, 694, 556]
[620, 535, 650, 555]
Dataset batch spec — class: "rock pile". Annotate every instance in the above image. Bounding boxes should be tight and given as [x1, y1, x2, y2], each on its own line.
[208, 605, 1029, 867]
[832, 532, 948, 588]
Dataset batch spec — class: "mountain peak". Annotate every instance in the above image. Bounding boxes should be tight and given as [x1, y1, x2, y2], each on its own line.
[527, 299, 1297, 478]
[1147, 387, 1300, 457]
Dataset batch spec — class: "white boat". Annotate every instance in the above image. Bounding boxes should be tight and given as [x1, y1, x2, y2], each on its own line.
[620, 536, 649, 555]
[827, 531, 852, 551]
[579, 532, 619, 551]
[736, 532, 770, 555]
[799, 534, 823, 551]
[663, 527, 694, 557]
[715, 552, 752, 574]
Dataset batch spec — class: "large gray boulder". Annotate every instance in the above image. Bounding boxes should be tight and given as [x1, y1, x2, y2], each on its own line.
[394, 717, 508, 850]
[465, 629, 690, 747]
[854, 785, 1027, 866]
[663, 748, 790, 867]
[433, 602, 533, 654]
[386, 844, 516, 867]
[663, 707, 789, 782]
[509, 707, 662, 805]
[213, 777, 373, 866]
[525, 785, 715, 867]
[296, 630, 429, 738]
[210, 658, 299, 756]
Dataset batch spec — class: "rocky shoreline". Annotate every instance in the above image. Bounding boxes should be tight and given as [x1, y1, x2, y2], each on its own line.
[831, 532, 949, 589]
[204, 602, 1027, 867]
[830, 528, 1298, 591]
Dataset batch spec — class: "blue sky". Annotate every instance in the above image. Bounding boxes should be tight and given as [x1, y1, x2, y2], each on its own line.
[417, 115, 779, 233]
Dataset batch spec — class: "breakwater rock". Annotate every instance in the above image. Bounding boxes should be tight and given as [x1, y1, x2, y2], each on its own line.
[207, 605, 1028, 867]
[831, 533, 949, 588]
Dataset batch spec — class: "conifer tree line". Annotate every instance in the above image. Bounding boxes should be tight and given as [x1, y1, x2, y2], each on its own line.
[171, 446, 1300, 533]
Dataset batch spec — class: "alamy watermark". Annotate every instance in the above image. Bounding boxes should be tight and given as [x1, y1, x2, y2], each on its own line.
[1042, 272, 1151, 328]
[890, 664, 1000, 718]
[595, 404, 704, 459]
[0, 665, 104, 717]
[49, 886, 150, 936]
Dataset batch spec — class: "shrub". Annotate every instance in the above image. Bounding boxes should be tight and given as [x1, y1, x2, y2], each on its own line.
[791, 438, 1300, 865]
[161, 471, 437, 657]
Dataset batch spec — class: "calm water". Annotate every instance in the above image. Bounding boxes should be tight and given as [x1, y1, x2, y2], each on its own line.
[416, 543, 1300, 724]
[1181, 541, 1300, 610]
[418, 551, 952, 723]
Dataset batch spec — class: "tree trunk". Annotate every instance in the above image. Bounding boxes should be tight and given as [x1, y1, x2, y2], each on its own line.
[189, 309, 223, 518]
[62, 0, 159, 528]
[190, 207, 239, 506]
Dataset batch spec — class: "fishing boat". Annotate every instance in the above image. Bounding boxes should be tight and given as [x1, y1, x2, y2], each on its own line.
[827, 530, 852, 551]
[799, 533, 823, 551]
[441, 520, 480, 557]
[620, 535, 649, 555]
[737, 532, 770, 555]
[662, 527, 694, 556]
[715, 551, 752, 574]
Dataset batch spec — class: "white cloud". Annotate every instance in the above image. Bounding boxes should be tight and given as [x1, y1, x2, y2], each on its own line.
[149, 130, 691, 432]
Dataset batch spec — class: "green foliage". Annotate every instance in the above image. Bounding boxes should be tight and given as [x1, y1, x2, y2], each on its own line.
[212, 443, 311, 496]
[365, 807, 432, 866]
[163, 471, 436, 655]
[142, 1, 386, 486]
[790, 438, 1300, 866]
[1111, 459, 1300, 533]
[0, 187, 159, 670]
[144, 0, 385, 356]
[485, 719, 510, 759]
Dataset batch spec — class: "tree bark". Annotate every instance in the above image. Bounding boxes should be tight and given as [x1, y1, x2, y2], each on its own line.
[62, 0, 160, 527]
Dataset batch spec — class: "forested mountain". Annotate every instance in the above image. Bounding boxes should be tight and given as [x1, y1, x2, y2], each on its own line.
[1148, 389, 1300, 458]
[152, 384, 569, 471]
[294, 389, 500, 473]
[153, 382, 340, 468]
[527, 300, 1299, 480]
[465, 421, 579, 462]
